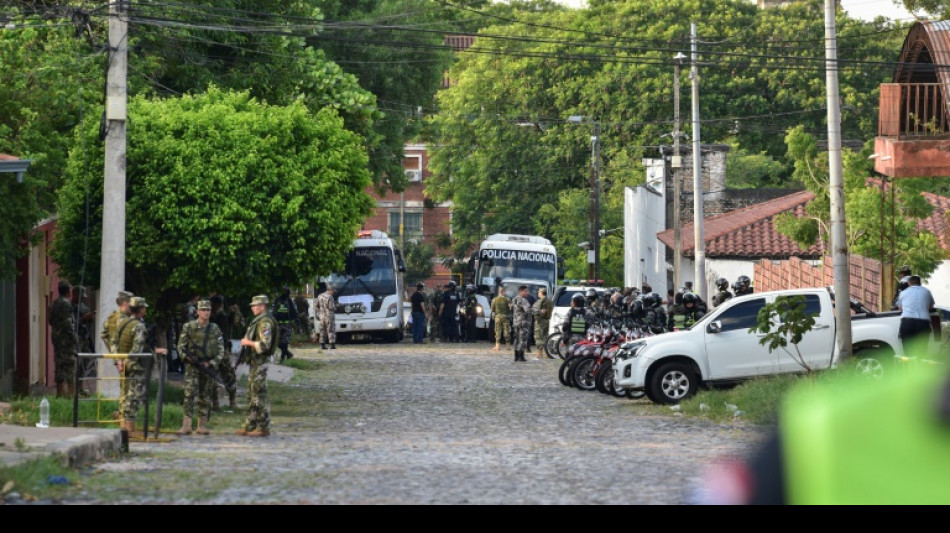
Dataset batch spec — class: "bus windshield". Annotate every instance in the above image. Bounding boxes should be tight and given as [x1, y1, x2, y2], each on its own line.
[476, 248, 556, 291]
[321, 246, 396, 298]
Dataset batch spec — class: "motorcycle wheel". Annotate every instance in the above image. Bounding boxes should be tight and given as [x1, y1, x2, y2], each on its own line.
[545, 332, 562, 359]
[558, 357, 576, 387]
[572, 356, 599, 391]
[594, 361, 614, 395]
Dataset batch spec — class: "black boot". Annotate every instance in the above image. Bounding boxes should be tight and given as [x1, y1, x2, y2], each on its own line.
[514, 351, 520, 362]
[330, 343, 336, 350]
[321, 344, 327, 350]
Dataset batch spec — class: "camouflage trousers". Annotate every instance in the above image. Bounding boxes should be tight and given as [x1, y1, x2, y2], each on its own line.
[182, 361, 216, 419]
[534, 319, 550, 347]
[120, 361, 148, 423]
[242, 363, 270, 432]
[513, 322, 531, 352]
[217, 353, 237, 396]
[495, 317, 511, 345]
[53, 341, 77, 385]
[428, 312, 441, 340]
[317, 316, 336, 344]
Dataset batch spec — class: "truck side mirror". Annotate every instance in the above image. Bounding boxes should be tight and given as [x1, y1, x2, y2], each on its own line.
[707, 321, 722, 334]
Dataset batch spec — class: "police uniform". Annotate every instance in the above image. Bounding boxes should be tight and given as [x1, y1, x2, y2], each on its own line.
[441, 286, 461, 342]
[510, 292, 532, 361]
[273, 291, 298, 362]
[238, 295, 277, 437]
[49, 290, 77, 396]
[491, 293, 511, 348]
[314, 290, 337, 349]
[177, 300, 225, 435]
[112, 297, 155, 433]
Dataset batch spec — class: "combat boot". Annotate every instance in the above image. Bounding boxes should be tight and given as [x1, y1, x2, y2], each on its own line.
[330, 343, 336, 350]
[537, 347, 545, 360]
[246, 429, 270, 437]
[176, 416, 193, 436]
[236, 428, 249, 436]
[196, 417, 210, 436]
[492, 342, 500, 352]
[321, 343, 327, 350]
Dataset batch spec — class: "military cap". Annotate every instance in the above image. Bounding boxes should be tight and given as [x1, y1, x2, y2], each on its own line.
[249, 295, 269, 306]
[197, 300, 212, 310]
[129, 296, 148, 308]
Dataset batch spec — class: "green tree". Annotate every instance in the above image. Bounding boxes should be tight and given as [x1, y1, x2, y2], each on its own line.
[0, 11, 101, 280]
[52, 88, 373, 313]
[775, 126, 945, 278]
[749, 295, 818, 373]
[403, 240, 435, 286]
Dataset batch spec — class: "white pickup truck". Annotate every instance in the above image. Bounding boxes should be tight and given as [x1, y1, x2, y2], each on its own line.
[613, 287, 908, 404]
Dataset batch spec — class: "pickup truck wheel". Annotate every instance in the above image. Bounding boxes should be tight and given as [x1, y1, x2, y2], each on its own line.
[854, 353, 888, 380]
[626, 390, 646, 400]
[648, 362, 697, 405]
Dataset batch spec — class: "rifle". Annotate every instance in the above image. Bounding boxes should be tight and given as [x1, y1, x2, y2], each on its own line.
[181, 348, 228, 388]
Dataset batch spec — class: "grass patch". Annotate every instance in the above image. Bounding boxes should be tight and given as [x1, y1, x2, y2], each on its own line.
[281, 358, 323, 371]
[0, 456, 78, 501]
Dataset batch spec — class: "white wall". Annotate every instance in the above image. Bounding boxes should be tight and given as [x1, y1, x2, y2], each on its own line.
[624, 164, 667, 297]
[923, 260, 950, 306]
[706, 259, 756, 291]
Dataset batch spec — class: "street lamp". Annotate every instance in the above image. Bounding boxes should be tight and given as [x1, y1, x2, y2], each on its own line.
[567, 115, 601, 281]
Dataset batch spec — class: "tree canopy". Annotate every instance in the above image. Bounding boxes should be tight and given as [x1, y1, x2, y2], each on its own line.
[52, 88, 373, 312]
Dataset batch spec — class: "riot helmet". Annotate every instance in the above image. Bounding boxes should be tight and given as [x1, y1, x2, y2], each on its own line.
[571, 293, 586, 307]
[737, 275, 751, 288]
[585, 288, 598, 300]
[648, 293, 662, 308]
[683, 292, 697, 306]
[716, 277, 729, 292]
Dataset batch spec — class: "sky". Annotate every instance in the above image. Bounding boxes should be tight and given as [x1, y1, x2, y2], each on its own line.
[549, 0, 919, 23]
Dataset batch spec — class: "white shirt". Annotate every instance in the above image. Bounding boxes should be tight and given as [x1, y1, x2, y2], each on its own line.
[897, 285, 935, 320]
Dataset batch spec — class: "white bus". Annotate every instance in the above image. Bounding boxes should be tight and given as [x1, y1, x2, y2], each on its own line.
[466, 234, 564, 338]
[317, 230, 406, 342]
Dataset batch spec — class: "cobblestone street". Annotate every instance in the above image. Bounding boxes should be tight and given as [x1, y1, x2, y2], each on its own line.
[63, 341, 768, 505]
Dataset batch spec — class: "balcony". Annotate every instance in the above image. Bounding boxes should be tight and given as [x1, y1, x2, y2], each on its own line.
[874, 82, 950, 178]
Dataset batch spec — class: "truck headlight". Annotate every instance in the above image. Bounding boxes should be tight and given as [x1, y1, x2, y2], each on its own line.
[616, 341, 646, 361]
[386, 303, 397, 317]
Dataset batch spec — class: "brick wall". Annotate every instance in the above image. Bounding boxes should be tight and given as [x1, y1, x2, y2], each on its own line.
[754, 254, 885, 311]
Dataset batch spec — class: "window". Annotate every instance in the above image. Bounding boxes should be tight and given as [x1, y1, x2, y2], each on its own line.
[775, 294, 821, 322]
[388, 211, 423, 240]
[717, 298, 766, 332]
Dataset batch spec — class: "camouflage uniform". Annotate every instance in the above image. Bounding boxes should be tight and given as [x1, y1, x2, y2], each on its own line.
[240, 301, 277, 434]
[49, 295, 77, 386]
[511, 293, 533, 354]
[177, 319, 224, 419]
[532, 294, 554, 348]
[101, 308, 129, 353]
[112, 310, 154, 425]
[427, 289, 443, 341]
[314, 291, 336, 346]
[211, 306, 238, 407]
[491, 294, 511, 345]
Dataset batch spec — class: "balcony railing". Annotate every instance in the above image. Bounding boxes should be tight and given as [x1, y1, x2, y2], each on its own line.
[879, 83, 950, 139]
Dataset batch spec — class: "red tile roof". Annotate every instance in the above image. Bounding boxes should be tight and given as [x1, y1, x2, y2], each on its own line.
[0, 154, 19, 161]
[659, 182, 950, 258]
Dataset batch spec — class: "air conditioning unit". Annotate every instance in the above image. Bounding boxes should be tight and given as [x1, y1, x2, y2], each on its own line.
[405, 170, 422, 182]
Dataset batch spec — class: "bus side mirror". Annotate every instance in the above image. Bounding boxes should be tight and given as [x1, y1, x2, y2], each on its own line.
[395, 249, 407, 273]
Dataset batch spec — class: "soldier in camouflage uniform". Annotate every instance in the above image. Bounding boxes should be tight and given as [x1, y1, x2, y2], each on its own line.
[312, 285, 337, 350]
[112, 297, 166, 434]
[49, 281, 78, 398]
[427, 284, 443, 341]
[210, 295, 237, 411]
[491, 286, 511, 352]
[510, 285, 533, 362]
[176, 300, 224, 435]
[237, 295, 277, 437]
[532, 287, 554, 360]
[100, 291, 133, 353]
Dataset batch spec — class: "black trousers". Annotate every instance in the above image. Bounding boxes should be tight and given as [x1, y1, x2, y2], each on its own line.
[899, 317, 932, 357]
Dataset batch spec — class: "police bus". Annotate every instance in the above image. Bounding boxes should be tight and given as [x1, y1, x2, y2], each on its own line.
[466, 234, 564, 338]
[317, 230, 406, 343]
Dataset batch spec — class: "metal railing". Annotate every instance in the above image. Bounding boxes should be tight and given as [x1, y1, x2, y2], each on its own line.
[879, 82, 950, 139]
[72, 353, 164, 440]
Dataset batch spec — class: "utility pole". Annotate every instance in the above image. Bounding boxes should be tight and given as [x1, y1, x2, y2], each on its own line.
[825, 0, 852, 360]
[690, 23, 707, 302]
[592, 121, 601, 281]
[400, 190, 405, 251]
[96, 0, 128, 393]
[672, 52, 686, 294]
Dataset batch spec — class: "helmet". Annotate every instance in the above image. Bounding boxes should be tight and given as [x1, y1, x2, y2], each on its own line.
[737, 275, 751, 288]
[571, 293, 586, 306]
[899, 265, 912, 275]
[585, 288, 597, 299]
[716, 277, 729, 291]
[647, 293, 662, 308]
[899, 276, 911, 290]
[465, 284, 475, 292]
[683, 292, 697, 305]
[447, 281, 456, 289]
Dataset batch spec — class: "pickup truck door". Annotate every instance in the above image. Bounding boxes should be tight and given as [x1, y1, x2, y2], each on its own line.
[775, 293, 836, 373]
[704, 297, 773, 379]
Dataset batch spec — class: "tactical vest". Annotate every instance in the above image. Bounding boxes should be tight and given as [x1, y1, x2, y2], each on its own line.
[183, 322, 220, 361]
[570, 310, 587, 334]
[114, 316, 141, 354]
[245, 313, 278, 364]
[781, 367, 950, 504]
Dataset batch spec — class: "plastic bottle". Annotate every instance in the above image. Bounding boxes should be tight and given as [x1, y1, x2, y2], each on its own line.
[37, 397, 50, 428]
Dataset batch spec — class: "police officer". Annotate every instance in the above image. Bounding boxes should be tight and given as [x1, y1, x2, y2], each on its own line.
[711, 277, 734, 308]
[237, 295, 277, 437]
[532, 287, 554, 360]
[668, 292, 706, 331]
[491, 286, 511, 351]
[313, 285, 337, 350]
[461, 285, 479, 342]
[272, 287, 298, 362]
[49, 280, 78, 398]
[734, 275, 753, 296]
[112, 297, 166, 435]
[891, 265, 913, 310]
[643, 292, 669, 334]
[439, 282, 461, 343]
[176, 300, 224, 436]
[510, 285, 533, 362]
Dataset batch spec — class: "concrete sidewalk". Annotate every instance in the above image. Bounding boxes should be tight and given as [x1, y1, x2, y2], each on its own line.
[0, 424, 122, 469]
